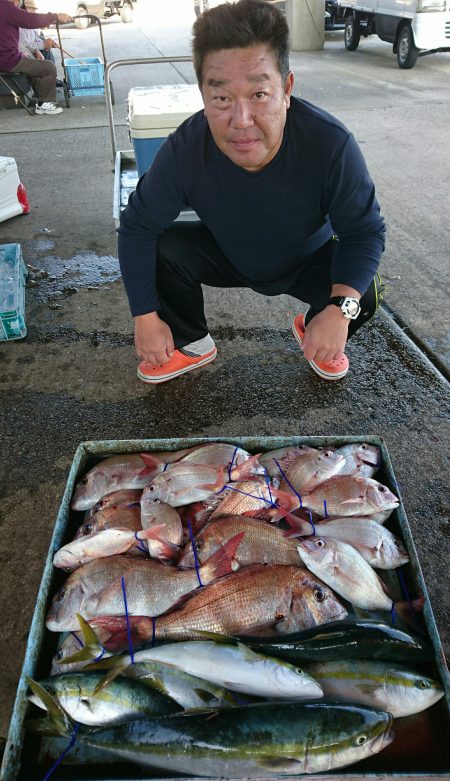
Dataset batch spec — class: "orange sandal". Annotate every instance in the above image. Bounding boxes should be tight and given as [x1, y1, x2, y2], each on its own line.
[292, 314, 349, 381]
[137, 347, 217, 384]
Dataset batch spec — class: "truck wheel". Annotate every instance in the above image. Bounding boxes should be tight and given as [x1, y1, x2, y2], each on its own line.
[397, 23, 419, 69]
[74, 6, 89, 29]
[120, 2, 134, 22]
[344, 15, 361, 51]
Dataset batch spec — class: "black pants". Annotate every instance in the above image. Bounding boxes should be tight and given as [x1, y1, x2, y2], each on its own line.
[156, 221, 382, 349]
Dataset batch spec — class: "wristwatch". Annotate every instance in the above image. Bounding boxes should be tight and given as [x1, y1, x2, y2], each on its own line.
[328, 296, 361, 320]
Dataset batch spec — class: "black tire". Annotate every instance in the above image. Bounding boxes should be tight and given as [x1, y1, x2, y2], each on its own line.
[74, 6, 89, 29]
[397, 23, 419, 69]
[120, 2, 133, 22]
[344, 15, 361, 51]
[63, 80, 70, 107]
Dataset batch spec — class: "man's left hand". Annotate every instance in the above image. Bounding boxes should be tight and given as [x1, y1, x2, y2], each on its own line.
[300, 305, 350, 364]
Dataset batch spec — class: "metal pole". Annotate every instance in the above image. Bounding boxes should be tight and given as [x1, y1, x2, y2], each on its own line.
[104, 57, 194, 164]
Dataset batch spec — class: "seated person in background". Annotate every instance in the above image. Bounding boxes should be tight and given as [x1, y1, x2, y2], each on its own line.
[0, 0, 72, 114]
[18, 0, 59, 65]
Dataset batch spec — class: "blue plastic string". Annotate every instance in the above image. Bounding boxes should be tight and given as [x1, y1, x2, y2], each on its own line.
[134, 531, 148, 554]
[69, 631, 84, 648]
[93, 646, 107, 663]
[187, 518, 203, 587]
[151, 616, 156, 647]
[323, 500, 328, 518]
[262, 468, 274, 505]
[121, 576, 135, 665]
[390, 603, 397, 625]
[307, 510, 316, 535]
[228, 446, 239, 482]
[162, 462, 169, 472]
[42, 724, 80, 781]
[273, 458, 303, 509]
[215, 484, 278, 508]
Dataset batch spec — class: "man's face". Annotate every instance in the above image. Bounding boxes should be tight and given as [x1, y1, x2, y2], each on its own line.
[201, 44, 294, 173]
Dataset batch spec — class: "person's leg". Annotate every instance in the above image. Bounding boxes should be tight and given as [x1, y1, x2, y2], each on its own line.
[156, 220, 248, 348]
[11, 56, 57, 102]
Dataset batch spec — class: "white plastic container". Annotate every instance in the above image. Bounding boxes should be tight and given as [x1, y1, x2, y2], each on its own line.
[0, 157, 29, 223]
[127, 84, 203, 177]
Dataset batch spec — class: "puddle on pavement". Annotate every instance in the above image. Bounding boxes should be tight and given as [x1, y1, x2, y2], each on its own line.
[22, 244, 121, 302]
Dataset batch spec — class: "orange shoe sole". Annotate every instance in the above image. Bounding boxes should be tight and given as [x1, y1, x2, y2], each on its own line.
[292, 314, 349, 381]
[137, 347, 217, 384]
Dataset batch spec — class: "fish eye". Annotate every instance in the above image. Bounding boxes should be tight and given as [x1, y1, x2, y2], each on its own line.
[316, 539, 326, 548]
[148, 485, 156, 492]
[378, 485, 388, 493]
[82, 524, 93, 535]
[323, 450, 332, 458]
[296, 667, 303, 674]
[55, 589, 66, 601]
[314, 588, 326, 602]
[356, 734, 367, 745]
[416, 679, 430, 690]
[79, 476, 89, 487]
[195, 541, 203, 552]
[55, 650, 64, 661]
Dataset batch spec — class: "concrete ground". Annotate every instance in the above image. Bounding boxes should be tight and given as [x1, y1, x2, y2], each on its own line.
[0, 0, 449, 764]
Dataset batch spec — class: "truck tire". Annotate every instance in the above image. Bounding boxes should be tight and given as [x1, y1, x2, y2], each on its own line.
[397, 23, 419, 69]
[120, 1, 134, 22]
[74, 6, 89, 29]
[344, 15, 361, 51]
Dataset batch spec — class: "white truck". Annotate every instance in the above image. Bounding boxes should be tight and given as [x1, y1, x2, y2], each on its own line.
[336, 0, 450, 67]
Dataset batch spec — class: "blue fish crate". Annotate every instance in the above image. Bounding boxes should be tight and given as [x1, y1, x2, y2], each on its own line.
[1, 436, 449, 781]
[64, 57, 104, 96]
[0, 242, 27, 341]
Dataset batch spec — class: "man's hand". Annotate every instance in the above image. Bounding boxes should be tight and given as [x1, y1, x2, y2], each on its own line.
[134, 312, 175, 366]
[57, 13, 73, 23]
[34, 49, 45, 60]
[300, 306, 350, 363]
[43, 37, 57, 50]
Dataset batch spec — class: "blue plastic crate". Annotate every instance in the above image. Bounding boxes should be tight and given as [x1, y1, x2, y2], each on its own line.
[0, 242, 27, 341]
[64, 57, 104, 96]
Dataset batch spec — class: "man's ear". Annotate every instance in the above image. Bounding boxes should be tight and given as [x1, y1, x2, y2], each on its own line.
[284, 71, 294, 108]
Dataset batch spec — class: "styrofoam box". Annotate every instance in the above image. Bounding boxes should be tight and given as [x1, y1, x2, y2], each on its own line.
[0, 157, 24, 223]
[127, 84, 203, 176]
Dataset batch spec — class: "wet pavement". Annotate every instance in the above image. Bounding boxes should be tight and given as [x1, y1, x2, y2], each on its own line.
[0, 0, 449, 764]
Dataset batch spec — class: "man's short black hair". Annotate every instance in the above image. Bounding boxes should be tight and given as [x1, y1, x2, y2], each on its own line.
[192, 0, 290, 86]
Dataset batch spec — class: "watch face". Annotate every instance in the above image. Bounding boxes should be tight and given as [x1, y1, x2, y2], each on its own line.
[342, 298, 361, 318]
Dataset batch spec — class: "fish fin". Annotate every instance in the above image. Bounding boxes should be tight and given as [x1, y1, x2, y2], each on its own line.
[139, 453, 164, 473]
[200, 531, 245, 582]
[199, 466, 226, 495]
[58, 614, 105, 665]
[191, 629, 236, 643]
[26, 678, 73, 737]
[93, 656, 132, 695]
[255, 757, 305, 772]
[236, 641, 262, 661]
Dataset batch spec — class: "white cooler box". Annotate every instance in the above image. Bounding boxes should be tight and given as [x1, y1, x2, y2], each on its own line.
[127, 84, 203, 177]
[0, 156, 29, 223]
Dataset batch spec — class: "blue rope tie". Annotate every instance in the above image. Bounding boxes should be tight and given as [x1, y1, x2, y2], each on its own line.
[42, 723, 80, 781]
[307, 510, 316, 535]
[121, 576, 135, 664]
[134, 531, 148, 554]
[187, 518, 203, 587]
[162, 462, 169, 472]
[263, 468, 274, 505]
[69, 631, 84, 648]
[323, 499, 328, 518]
[390, 603, 397, 625]
[93, 646, 107, 663]
[273, 458, 303, 508]
[151, 616, 156, 647]
[215, 484, 278, 508]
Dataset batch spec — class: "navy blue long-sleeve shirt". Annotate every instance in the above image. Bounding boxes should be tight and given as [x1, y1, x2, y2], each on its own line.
[118, 97, 385, 317]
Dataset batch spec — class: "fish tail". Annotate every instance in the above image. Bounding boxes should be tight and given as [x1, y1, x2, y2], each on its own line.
[57, 614, 105, 665]
[280, 512, 315, 536]
[270, 487, 302, 512]
[136, 524, 180, 561]
[26, 678, 73, 738]
[229, 454, 264, 480]
[200, 531, 245, 582]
